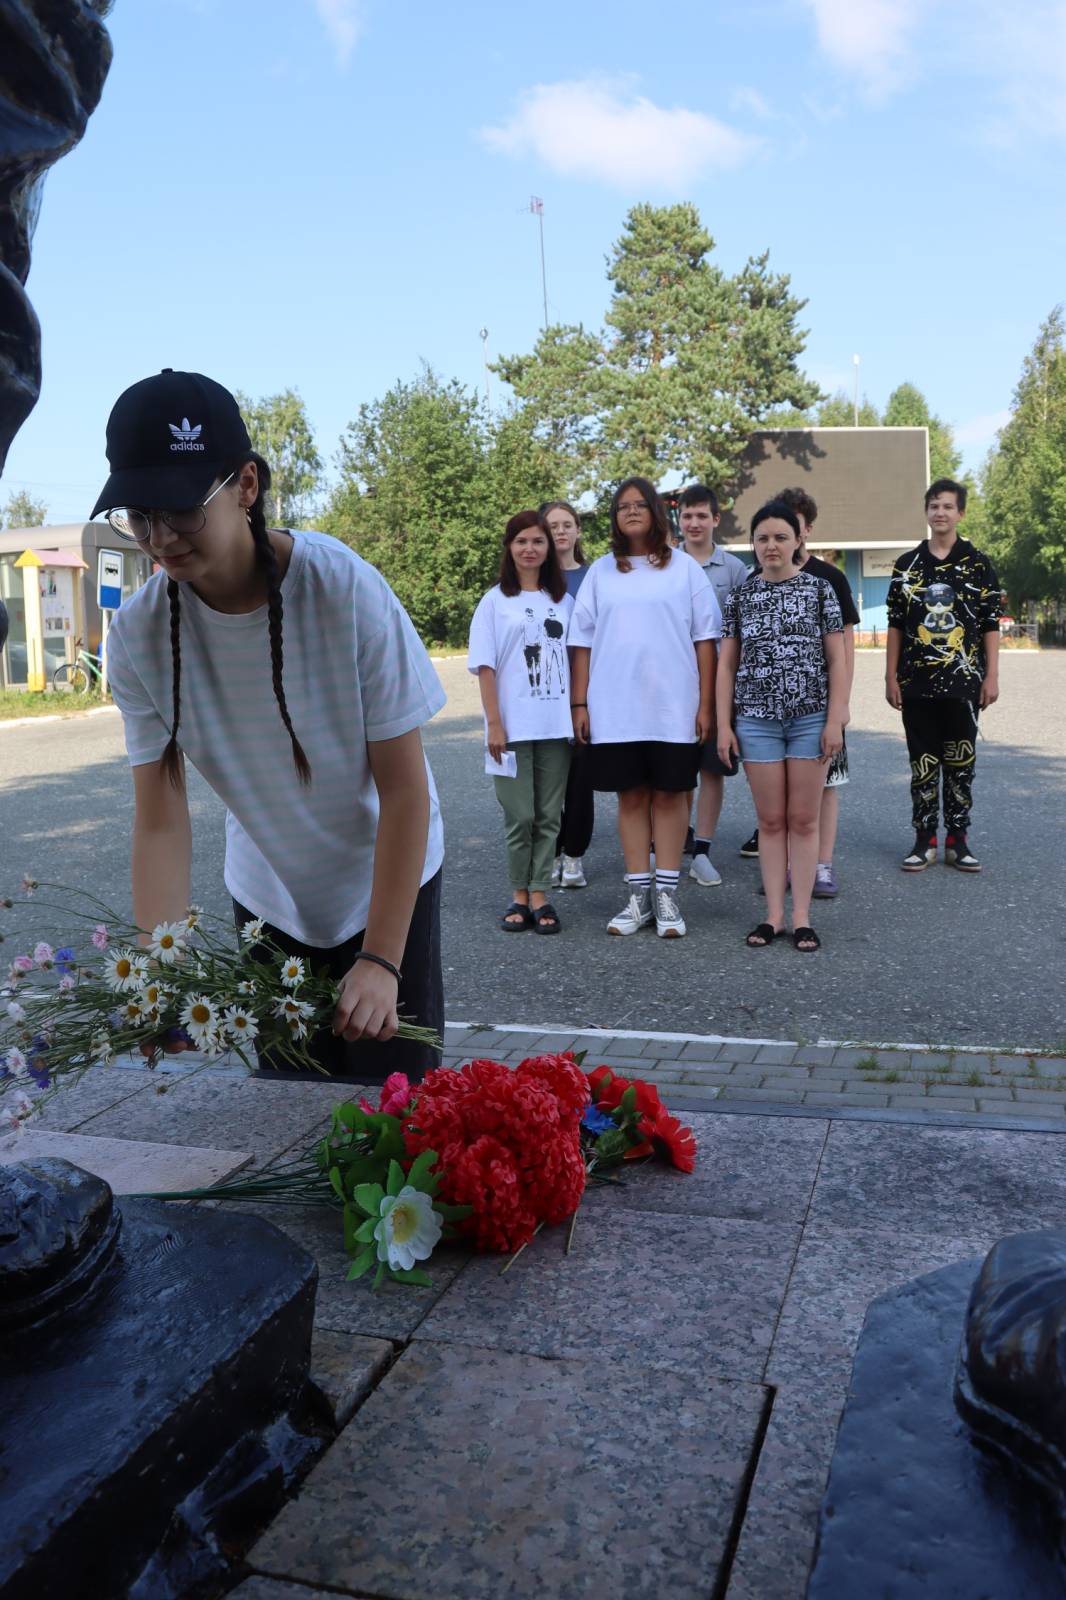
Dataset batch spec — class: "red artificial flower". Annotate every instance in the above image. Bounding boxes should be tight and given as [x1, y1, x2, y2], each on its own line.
[587, 1064, 663, 1121]
[650, 1112, 698, 1173]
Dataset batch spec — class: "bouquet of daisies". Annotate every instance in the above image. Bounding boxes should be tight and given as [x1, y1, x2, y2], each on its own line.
[0, 877, 439, 1123]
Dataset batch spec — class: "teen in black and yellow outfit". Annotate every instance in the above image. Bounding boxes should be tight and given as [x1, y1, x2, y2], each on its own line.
[886, 478, 1002, 873]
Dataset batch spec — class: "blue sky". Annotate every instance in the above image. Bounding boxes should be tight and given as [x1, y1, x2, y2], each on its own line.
[6, 0, 1066, 522]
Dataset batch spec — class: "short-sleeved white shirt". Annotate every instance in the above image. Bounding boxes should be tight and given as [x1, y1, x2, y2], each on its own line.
[106, 530, 446, 947]
[567, 551, 722, 744]
[466, 586, 573, 742]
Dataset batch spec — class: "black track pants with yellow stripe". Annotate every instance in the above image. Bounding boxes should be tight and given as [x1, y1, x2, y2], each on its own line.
[901, 697, 979, 833]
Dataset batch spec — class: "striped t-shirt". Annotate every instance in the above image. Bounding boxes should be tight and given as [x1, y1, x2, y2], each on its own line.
[106, 530, 446, 946]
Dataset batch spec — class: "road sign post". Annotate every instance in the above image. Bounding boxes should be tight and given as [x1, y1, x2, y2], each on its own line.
[97, 549, 123, 697]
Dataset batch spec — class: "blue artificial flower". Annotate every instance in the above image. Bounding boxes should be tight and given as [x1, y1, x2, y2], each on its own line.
[29, 1033, 50, 1055]
[165, 1026, 192, 1045]
[54, 946, 76, 973]
[581, 1104, 616, 1136]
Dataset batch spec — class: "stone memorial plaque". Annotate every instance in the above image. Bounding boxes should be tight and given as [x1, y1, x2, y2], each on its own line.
[0, 1129, 251, 1193]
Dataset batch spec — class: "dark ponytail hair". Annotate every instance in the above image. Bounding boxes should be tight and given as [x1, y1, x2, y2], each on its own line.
[159, 453, 312, 788]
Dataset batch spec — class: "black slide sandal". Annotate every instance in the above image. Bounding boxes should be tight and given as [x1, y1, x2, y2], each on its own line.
[533, 903, 562, 936]
[792, 926, 821, 952]
[745, 923, 783, 948]
[500, 903, 534, 931]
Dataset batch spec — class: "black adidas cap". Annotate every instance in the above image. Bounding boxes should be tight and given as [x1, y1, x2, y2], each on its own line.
[91, 369, 252, 518]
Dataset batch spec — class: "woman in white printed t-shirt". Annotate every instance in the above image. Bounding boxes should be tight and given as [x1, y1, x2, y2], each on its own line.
[569, 477, 721, 940]
[93, 370, 445, 1085]
[467, 510, 573, 935]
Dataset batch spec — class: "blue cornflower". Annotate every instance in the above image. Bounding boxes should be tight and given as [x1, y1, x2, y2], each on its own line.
[54, 947, 76, 973]
[581, 1104, 616, 1136]
[29, 1061, 50, 1089]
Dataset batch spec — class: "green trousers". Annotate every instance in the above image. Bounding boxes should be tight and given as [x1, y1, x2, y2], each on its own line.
[494, 738, 571, 893]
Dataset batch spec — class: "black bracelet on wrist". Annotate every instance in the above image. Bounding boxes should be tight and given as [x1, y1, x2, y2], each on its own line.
[570, 702, 587, 709]
[352, 951, 402, 984]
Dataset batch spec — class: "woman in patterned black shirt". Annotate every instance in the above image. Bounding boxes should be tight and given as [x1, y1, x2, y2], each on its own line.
[716, 501, 847, 951]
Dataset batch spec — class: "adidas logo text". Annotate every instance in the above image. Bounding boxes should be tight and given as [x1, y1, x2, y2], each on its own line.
[168, 416, 205, 452]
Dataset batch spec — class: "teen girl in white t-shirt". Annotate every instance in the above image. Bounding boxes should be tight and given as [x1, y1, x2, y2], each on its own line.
[541, 498, 594, 891]
[568, 477, 721, 940]
[94, 370, 445, 1084]
[467, 511, 573, 935]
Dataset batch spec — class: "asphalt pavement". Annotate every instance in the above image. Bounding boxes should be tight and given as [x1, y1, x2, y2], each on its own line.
[1, 650, 1063, 1051]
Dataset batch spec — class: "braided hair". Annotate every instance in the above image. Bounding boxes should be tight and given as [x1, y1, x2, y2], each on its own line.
[159, 453, 312, 788]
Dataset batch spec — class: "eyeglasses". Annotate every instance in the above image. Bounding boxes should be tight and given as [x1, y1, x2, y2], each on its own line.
[106, 473, 235, 544]
[617, 500, 649, 514]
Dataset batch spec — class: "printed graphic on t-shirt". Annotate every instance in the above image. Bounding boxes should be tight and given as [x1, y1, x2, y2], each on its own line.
[522, 605, 567, 698]
[887, 540, 1001, 701]
[721, 572, 844, 721]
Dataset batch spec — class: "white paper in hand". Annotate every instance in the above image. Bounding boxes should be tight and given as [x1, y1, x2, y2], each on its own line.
[485, 748, 518, 778]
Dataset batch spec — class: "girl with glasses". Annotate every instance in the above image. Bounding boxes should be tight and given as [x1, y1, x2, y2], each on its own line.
[568, 477, 721, 939]
[93, 369, 445, 1083]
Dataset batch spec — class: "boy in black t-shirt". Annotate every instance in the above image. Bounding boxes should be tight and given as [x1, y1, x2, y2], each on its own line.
[886, 478, 1001, 872]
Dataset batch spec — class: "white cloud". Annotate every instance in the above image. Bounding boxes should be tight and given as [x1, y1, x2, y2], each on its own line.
[802, 0, 931, 100]
[480, 78, 759, 189]
[311, 0, 363, 68]
[967, 1, 1066, 142]
[953, 408, 1011, 447]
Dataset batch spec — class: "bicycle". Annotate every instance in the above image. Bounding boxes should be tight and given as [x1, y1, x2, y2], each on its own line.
[52, 641, 103, 694]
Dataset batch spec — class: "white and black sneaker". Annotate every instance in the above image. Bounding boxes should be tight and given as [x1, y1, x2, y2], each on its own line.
[902, 832, 938, 871]
[654, 885, 686, 938]
[550, 856, 563, 887]
[739, 829, 760, 859]
[945, 833, 981, 872]
[560, 854, 587, 888]
[607, 885, 654, 936]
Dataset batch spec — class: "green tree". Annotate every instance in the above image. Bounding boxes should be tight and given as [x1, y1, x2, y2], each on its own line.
[979, 307, 1066, 605]
[883, 382, 961, 480]
[497, 202, 820, 497]
[2, 489, 47, 527]
[324, 368, 557, 645]
[235, 388, 323, 527]
[815, 391, 882, 427]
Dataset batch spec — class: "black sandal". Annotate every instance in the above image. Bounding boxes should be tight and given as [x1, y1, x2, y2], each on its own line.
[792, 926, 821, 952]
[745, 923, 783, 947]
[501, 902, 534, 931]
[532, 903, 562, 936]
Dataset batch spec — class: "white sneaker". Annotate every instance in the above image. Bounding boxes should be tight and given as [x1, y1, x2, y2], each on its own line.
[607, 885, 653, 936]
[655, 885, 686, 938]
[561, 854, 587, 888]
[550, 856, 562, 887]
[688, 852, 722, 887]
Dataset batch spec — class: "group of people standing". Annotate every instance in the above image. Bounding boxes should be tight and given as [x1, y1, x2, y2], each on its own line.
[469, 474, 1002, 953]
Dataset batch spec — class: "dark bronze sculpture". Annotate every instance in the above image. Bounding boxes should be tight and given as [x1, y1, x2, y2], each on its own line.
[0, 0, 113, 473]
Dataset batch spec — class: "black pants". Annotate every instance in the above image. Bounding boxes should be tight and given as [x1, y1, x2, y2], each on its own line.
[556, 741, 596, 857]
[901, 698, 979, 833]
[232, 867, 443, 1086]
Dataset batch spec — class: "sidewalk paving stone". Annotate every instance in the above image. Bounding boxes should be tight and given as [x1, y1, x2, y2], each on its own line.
[754, 1045, 799, 1066]
[679, 1040, 726, 1062]
[803, 1091, 890, 1110]
[718, 1087, 806, 1104]
[978, 1097, 1066, 1117]
[641, 1036, 686, 1059]
[808, 1121, 1066, 1236]
[75, 1073, 341, 1161]
[886, 1095, 980, 1114]
[716, 1044, 764, 1064]
[417, 1208, 801, 1381]
[249, 1341, 769, 1600]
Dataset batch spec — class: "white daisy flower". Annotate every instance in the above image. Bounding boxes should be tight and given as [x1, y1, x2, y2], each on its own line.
[224, 1006, 260, 1044]
[140, 1005, 160, 1028]
[120, 998, 144, 1026]
[3, 1047, 28, 1080]
[374, 1187, 443, 1272]
[279, 956, 305, 989]
[148, 922, 187, 965]
[104, 949, 149, 993]
[138, 981, 166, 1012]
[240, 917, 266, 943]
[180, 994, 219, 1045]
[184, 906, 203, 930]
[198, 1030, 226, 1059]
[273, 995, 315, 1020]
[92, 1035, 115, 1067]
[285, 1015, 309, 1041]
[236, 979, 253, 997]
[6, 1000, 26, 1022]
[1, 1088, 34, 1134]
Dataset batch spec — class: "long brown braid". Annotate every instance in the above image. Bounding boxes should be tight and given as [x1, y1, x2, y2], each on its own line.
[158, 453, 312, 788]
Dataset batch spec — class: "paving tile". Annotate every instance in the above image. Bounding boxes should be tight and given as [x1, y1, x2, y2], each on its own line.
[802, 1091, 890, 1109]
[453, 1029, 518, 1053]
[725, 1380, 847, 1600]
[417, 1208, 801, 1381]
[791, 1048, 847, 1068]
[754, 1045, 798, 1066]
[74, 1071, 340, 1160]
[250, 1341, 769, 1600]
[26, 1066, 193, 1132]
[308, 1329, 394, 1428]
[631, 1065, 687, 1083]
[885, 1095, 979, 1114]
[587, 1034, 646, 1057]
[926, 1082, 1004, 1098]
[828, 1048, 879, 1070]
[716, 1043, 763, 1064]
[641, 1036, 686, 1059]
[0, 1128, 250, 1193]
[765, 1220, 996, 1391]
[582, 1111, 827, 1224]
[977, 1097, 1066, 1117]
[718, 1087, 806, 1104]
[682, 1065, 765, 1087]
[760, 1074, 813, 1093]
[808, 1120, 1066, 1237]
[1010, 1087, 1066, 1105]
[666, 1083, 722, 1105]
[679, 1040, 726, 1062]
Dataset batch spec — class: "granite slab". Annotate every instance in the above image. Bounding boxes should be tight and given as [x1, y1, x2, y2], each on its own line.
[211, 1202, 473, 1343]
[581, 1111, 828, 1223]
[249, 1340, 770, 1600]
[74, 1071, 340, 1160]
[809, 1121, 1066, 1236]
[24, 1067, 189, 1132]
[724, 1382, 847, 1600]
[231, 1582, 367, 1600]
[0, 1128, 251, 1192]
[308, 1329, 394, 1429]
[418, 1207, 801, 1380]
[766, 1221, 996, 1390]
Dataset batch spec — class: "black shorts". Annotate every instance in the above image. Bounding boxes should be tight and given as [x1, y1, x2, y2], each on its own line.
[589, 740, 702, 794]
[699, 741, 740, 778]
[232, 867, 443, 1086]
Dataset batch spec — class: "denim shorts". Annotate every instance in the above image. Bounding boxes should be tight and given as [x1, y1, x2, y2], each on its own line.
[736, 710, 826, 763]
